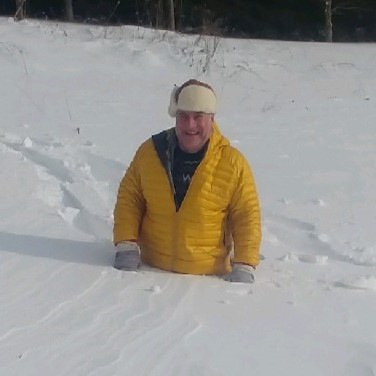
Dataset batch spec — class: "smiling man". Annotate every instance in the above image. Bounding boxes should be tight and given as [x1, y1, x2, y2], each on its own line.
[113, 79, 262, 283]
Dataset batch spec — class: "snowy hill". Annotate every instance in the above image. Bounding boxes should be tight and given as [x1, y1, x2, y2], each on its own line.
[1, 17, 376, 376]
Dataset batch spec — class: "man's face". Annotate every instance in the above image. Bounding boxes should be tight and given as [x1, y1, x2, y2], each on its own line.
[175, 111, 214, 153]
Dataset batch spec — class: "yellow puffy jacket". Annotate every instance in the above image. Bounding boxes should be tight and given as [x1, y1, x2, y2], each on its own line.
[113, 123, 261, 275]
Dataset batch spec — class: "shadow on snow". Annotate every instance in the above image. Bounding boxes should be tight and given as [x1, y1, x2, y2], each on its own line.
[0, 232, 114, 266]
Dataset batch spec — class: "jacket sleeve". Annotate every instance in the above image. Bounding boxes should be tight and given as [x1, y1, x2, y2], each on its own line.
[228, 155, 262, 267]
[113, 148, 146, 245]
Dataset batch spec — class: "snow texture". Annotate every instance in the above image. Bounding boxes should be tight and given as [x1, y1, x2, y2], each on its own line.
[0, 17, 376, 376]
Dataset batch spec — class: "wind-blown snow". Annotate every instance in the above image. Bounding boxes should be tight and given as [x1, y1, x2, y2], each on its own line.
[1, 17, 376, 376]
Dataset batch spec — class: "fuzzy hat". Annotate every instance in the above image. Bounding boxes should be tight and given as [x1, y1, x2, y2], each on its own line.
[168, 79, 217, 117]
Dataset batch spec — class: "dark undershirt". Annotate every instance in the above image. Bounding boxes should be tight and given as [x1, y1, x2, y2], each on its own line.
[172, 143, 208, 210]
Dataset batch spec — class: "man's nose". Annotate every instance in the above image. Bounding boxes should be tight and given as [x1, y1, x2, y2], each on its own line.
[186, 116, 197, 128]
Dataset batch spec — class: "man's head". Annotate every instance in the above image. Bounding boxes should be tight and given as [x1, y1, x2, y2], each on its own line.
[168, 79, 217, 153]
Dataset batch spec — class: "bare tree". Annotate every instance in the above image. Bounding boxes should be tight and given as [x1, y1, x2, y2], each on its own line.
[14, 0, 26, 21]
[324, 0, 333, 41]
[322, 0, 370, 42]
[65, 0, 74, 21]
[148, 0, 175, 30]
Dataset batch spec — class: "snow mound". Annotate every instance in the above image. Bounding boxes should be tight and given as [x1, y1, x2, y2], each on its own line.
[335, 276, 376, 291]
[280, 253, 329, 265]
[346, 245, 376, 266]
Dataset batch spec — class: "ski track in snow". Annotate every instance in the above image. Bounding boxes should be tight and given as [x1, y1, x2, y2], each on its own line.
[0, 133, 123, 240]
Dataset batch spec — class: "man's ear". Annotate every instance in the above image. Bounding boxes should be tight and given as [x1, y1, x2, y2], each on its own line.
[168, 85, 179, 118]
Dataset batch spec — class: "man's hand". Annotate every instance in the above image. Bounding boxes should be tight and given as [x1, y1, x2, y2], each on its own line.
[223, 263, 255, 283]
[114, 241, 141, 271]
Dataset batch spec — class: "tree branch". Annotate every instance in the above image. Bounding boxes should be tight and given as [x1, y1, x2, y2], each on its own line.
[14, 0, 26, 20]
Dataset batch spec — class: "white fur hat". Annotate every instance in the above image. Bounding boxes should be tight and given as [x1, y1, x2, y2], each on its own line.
[168, 81, 217, 117]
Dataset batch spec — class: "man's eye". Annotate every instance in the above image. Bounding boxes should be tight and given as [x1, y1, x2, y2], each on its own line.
[194, 115, 203, 120]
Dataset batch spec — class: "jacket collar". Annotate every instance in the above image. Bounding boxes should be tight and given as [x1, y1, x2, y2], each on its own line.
[151, 121, 229, 170]
[208, 122, 230, 154]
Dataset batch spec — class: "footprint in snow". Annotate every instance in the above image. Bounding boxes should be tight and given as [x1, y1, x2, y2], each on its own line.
[310, 198, 327, 207]
[225, 288, 253, 296]
[144, 285, 162, 294]
[266, 213, 351, 264]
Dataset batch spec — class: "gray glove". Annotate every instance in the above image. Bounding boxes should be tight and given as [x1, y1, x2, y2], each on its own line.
[114, 241, 141, 271]
[223, 263, 255, 283]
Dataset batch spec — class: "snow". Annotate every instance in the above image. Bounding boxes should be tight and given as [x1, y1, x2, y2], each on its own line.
[1, 17, 376, 375]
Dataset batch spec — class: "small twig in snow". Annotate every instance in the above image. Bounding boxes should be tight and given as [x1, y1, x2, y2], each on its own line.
[65, 95, 73, 121]
[19, 51, 29, 78]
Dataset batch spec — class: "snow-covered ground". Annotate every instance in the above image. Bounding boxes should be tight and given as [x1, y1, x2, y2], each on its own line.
[1, 17, 376, 376]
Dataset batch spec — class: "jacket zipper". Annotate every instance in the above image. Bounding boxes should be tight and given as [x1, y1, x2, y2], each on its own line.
[165, 147, 179, 270]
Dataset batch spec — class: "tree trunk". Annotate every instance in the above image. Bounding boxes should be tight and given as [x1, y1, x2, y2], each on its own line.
[14, 0, 25, 20]
[175, 0, 182, 30]
[155, 0, 163, 28]
[65, 0, 74, 22]
[165, 0, 175, 30]
[324, 0, 333, 42]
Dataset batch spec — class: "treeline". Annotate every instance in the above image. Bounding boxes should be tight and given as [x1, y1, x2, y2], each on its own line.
[2, 0, 376, 42]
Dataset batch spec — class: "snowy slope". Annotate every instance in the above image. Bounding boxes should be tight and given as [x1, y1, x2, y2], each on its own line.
[1, 17, 376, 376]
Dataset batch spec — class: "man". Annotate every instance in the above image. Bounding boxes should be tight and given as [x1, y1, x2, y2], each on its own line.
[113, 79, 261, 283]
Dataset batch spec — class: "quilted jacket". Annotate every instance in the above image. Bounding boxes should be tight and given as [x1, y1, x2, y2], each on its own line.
[113, 123, 261, 275]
